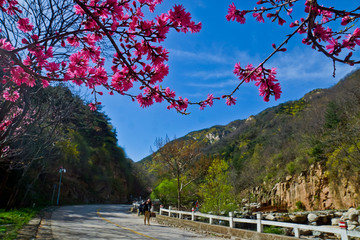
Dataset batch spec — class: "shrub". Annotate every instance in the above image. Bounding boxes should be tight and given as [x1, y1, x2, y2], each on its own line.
[286, 161, 296, 175]
[263, 225, 284, 235]
[295, 201, 306, 211]
[0, 208, 38, 240]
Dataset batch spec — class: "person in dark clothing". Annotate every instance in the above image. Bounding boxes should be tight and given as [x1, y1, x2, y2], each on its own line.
[143, 199, 152, 225]
[138, 201, 144, 216]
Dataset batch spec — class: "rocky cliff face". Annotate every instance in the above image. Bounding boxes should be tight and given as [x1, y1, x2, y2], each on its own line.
[253, 164, 360, 210]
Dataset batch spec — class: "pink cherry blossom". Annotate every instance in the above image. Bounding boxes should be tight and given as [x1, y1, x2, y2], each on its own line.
[206, 94, 214, 107]
[17, 18, 33, 32]
[0, 38, 14, 50]
[341, 15, 351, 26]
[313, 25, 332, 42]
[165, 87, 176, 98]
[320, 9, 332, 23]
[278, 17, 286, 26]
[67, 36, 80, 47]
[253, 12, 264, 23]
[88, 102, 98, 111]
[326, 38, 341, 55]
[290, 20, 299, 28]
[45, 62, 60, 72]
[2, 88, 19, 102]
[225, 96, 236, 106]
[176, 97, 188, 111]
[42, 80, 49, 88]
[226, 3, 246, 24]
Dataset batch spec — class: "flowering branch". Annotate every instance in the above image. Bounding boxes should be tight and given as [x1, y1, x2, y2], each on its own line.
[1, 0, 359, 118]
[225, 0, 360, 103]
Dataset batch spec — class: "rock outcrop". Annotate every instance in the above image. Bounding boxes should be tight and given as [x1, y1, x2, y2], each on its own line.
[253, 164, 360, 211]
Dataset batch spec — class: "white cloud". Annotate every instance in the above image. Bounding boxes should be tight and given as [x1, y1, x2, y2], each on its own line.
[169, 48, 229, 64]
[184, 69, 234, 80]
[168, 45, 258, 64]
[169, 47, 262, 82]
[270, 48, 354, 84]
[187, 79, 238, 88]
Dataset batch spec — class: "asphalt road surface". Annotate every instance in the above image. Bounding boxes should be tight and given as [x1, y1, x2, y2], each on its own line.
[51, 204, 223, 240]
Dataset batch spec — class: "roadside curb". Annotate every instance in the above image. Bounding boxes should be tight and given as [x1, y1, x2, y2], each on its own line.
[17, 206, 58, 240]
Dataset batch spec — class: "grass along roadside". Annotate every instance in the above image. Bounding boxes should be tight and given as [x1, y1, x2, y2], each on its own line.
[0, 208, 39, 240]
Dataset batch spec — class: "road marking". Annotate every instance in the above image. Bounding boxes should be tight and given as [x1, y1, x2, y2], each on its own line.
[97, 208, 158, 240]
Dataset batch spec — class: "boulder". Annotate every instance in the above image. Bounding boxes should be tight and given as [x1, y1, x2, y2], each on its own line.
[265, 214, 276, 221]
[349, 209, 359, 221]
[277, 215, 291, 222]
[331, 218, 341, 226]
[349, 221, 359, 226]
[318, 215, 330, 225]
[349, 208, 359, 215]
[299, 229, 312, 236]
[348, 224, 357, 231]
[289, 214, 307, 224]
[345, 220, 359, 230]
[335, 211, 344, 217]
[308, 213, 319, 223]
[342, 208, 359, 221]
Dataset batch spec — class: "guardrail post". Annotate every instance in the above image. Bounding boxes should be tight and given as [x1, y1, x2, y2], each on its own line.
[256, 213, 263, 233]
[159, 208, 163, 215]
[179, 212, 182, 219]
[169, 206, 172, 217]
[340, 229, 349, 240]
[229, 212, 234, 228]
[209, 216, 213, 225]
[191, 208, 195, 221]
[294, 227, 299, 238]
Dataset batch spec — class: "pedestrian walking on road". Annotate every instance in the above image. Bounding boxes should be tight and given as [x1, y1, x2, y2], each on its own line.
[138, 201, 145, 216]
[143, 199, 152, 225]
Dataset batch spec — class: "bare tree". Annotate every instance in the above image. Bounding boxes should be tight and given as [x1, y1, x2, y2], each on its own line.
[152, 136, 207, 209]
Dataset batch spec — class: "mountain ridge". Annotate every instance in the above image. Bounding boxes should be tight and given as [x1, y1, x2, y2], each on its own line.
[141, 68, 360, 210]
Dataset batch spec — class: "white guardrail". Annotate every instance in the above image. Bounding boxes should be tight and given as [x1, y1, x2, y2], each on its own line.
[158, 207, 360, 240]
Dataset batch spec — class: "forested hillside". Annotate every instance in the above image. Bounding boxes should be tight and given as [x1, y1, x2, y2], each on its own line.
[205, 69, 360, 191]
[0, 84, 146, 209]
[144, 69, 360, 211]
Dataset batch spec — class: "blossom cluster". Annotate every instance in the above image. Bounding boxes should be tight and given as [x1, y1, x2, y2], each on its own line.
[0, 102, 35, 158]
[233, 63, 281, 102]
[2, 88, 20, 102]
[226, 0, 360, 99]
[0, 0, 203, 115]
[0, 106, 22, 132]
[1, 0, 359, 120]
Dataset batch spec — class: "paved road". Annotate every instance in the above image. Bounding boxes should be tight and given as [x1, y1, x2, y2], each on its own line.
[51, 204, 223, 240]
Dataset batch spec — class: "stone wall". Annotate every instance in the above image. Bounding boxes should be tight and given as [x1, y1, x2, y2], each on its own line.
[253, 164, 360, 211]
[264, 208, 360, 232]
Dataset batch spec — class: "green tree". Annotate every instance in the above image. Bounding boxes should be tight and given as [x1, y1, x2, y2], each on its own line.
[199, 158, 236, 215]
[150, 179, 177, 206]
[151, 136, 207, 210]
[324, 102, 341, 129]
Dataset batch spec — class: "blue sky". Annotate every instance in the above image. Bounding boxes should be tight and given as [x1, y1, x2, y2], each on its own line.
[99, 0, 357, 162]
